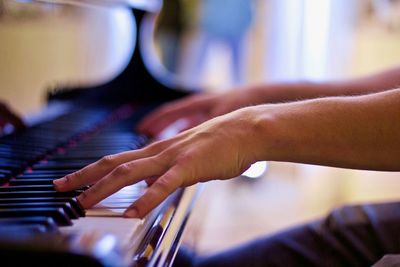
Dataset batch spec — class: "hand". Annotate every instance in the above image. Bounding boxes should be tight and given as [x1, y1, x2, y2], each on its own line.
[54, 107, 264, 218]
[0, 102, 25, 134]
[137, 87, 267, 137]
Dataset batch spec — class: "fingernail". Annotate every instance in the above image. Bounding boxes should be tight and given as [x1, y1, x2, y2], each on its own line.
[124, 208, 139, 218]
[53, 177, 66, 188]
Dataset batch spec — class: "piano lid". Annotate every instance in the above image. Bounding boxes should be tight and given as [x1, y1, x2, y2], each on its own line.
[16, 0, 162, 12]
[1, 0, 192, 116]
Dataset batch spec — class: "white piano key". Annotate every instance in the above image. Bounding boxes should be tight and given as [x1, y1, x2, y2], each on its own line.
[87, 208, 128, 217]
[85, 182, 147, 216]
[61, 216, 143, 247]
[90, 202, 133, 209]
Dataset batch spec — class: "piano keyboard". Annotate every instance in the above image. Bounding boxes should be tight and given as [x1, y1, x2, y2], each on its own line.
[0, 104, 175, 266]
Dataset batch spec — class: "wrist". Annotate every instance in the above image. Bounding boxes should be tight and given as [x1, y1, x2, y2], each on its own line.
[235, 105, 281, 163]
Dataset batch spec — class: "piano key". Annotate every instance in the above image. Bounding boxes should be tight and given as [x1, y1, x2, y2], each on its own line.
[60, 216, 143, 248]
[16, 174, 64, 179]
[0, 224, 49, 233]
[0, 190, 80, 198]
[31, 164, 88, 170]
[0, 158, 28, 166]
[33, 160, 95, 169]
[0, 169, 13, 176]
[9, 179, 57, 186]
[0, 216, 59, 233]
[0, 207, 72, 226]
[86, 208, 128, 217]
[0, 202, 79, 219]
[0, 185, 72, 192]
[21, 170, 77, 176]
[0, 197, 85, 217]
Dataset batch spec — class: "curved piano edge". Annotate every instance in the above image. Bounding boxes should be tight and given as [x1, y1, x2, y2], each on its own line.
[134, 184, 202, 267]
[28, 0, 162, 12]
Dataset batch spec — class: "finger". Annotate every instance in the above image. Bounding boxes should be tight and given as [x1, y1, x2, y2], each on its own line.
[123, 167, 184, 218]
[53, 145, 163, 191]
[137, 96, 208, 134]
[145, 176, 158, 186]
[77, 157, 166, 209]
[147, 111, 210, 138]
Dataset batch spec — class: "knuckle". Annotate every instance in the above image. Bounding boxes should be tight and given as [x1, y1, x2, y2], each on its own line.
[151, 154, 170, 170]
[146, 141, 166, 153]
[113, 163, 131, 177]
[99, 155, 115, 167]
[154, 176, 173, 194]
[175, 151, 195, 166]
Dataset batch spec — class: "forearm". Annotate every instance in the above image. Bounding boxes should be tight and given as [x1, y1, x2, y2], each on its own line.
[250, 88, 400, 171]
[250, 65, 400, 103]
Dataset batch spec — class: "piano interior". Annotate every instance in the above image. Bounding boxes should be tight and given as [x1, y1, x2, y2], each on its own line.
[0, 1, 198, 266]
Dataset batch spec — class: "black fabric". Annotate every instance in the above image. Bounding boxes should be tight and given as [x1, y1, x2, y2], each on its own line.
[174, 202, 400, 267]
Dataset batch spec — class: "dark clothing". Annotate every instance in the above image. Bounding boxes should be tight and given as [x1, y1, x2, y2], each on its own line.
[174, 202, 400, 267]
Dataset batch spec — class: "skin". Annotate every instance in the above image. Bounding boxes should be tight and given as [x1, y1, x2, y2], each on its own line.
[53, 66, 400, 218]
[138, 66, 400, 137]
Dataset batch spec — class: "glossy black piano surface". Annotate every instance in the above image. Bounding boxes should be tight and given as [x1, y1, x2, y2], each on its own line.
[0, 2, 198, 267]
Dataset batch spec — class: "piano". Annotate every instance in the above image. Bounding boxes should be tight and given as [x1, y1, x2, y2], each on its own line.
[0, 1, 199, 266]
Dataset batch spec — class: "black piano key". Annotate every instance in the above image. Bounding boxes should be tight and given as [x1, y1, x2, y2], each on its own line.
[0, 169, 13, 176]
[16, 174, 64, 179]
[38, 160, 91, 165]
[19, 171, 74, 177]
[9, 179, 56, 186]
[0, 224, 50, 233]
[0, 160, 27, 167]
[32, 164, 86, 170]
[0, 148, 39, 157]
[0, 173, 8, 184]
[0, 203, 79, 219]
[0, 197, 85, 217]
[0, 190, 80, 198]
[0, 185, 65, 192]
[0, 207, 72, 226]
[0, 184, 87, 192]
[0, 217, 59, 232]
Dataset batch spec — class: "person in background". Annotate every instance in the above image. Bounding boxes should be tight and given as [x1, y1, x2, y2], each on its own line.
[155, 0, 186, 72]
[183, 0, 254, 86]
[54, 65, 400, 266]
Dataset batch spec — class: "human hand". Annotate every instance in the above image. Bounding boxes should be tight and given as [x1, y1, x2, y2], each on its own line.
[54, 107, 265, 218]
[0, 102, 25, 134]
[137, 87, 267, 137]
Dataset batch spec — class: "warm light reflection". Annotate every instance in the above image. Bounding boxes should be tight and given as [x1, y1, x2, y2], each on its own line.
[301, 0, 331, 79]
[241, 161, 268, 179]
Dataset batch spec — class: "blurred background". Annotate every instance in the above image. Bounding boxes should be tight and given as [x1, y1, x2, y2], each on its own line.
[1, 0, 400, 255]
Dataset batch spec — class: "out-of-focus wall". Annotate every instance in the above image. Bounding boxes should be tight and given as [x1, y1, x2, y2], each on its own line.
[0, 2, 134, 116]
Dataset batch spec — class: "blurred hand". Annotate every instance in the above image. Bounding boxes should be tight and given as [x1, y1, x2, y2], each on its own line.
[137, 87, 266, 137]
[0, 102, 25, 134]
[54, 107, 263, 218]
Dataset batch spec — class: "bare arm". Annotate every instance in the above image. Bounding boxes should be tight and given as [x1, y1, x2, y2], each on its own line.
[254, 65, 400, 102]
[253, 88, 400, 170]
[54, 88, 400, 218]
[138, 66, 400, 136]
